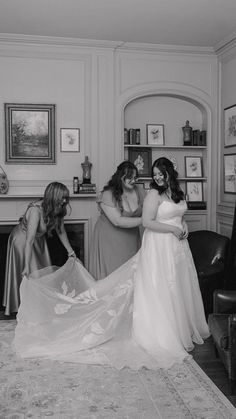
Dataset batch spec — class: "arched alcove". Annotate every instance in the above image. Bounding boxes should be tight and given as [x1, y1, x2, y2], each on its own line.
[124, 94, 207, 145]
[122, 93, 210, 231]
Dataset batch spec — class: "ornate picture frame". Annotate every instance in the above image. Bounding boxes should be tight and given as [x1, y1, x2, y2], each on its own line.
[5, 103, 56, 164]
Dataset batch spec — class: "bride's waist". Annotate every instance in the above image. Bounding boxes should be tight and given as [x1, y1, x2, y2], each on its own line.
[156, 217, 182, 229]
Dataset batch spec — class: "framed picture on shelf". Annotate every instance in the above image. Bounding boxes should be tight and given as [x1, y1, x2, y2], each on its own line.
[128, 147, 152, 178]
[146, 124, 164, 146]
[224, 154, 236, 193]
[5, 103, 56, 164]
[60, 128, 80, 152]
[186, 181, 203, 202]
[185, 156, 203, 177]
[224, 104, 236, 147]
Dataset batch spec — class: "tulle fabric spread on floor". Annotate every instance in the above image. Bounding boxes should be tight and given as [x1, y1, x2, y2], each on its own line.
[14, 201, 210, 370]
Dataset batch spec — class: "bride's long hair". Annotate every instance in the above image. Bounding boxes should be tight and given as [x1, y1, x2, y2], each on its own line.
[150, 157, 184, 203]
[42, 182, 70, 236]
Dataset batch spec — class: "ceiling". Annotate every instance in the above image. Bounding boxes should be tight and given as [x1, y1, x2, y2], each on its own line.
[0, 0, 236, 49]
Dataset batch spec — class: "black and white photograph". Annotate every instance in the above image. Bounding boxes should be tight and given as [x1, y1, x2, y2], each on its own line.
[0, 1, 236, 417]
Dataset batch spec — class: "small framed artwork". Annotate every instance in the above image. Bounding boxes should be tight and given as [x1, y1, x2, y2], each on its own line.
[186, 181, 203, 202]
[224, 104, 236, 147]
[224, 154, 236, 193]
[128, 147, 152, 178]
[60, 128, 80, 152]
[5, 103, 56, 164]
[146, 124, 164, 146]
[185, 156, 203, 177]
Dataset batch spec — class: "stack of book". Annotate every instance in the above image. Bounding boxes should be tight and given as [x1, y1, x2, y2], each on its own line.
[187, 201, 207, 210]
[79, 183, 96, 194]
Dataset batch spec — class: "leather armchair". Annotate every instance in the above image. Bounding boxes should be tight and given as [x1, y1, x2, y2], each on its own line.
[208, 290, 236, 394]
[188, 230, 230, 317]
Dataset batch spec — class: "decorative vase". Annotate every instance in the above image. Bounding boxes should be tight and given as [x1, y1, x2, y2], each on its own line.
[182, 120, 193, 146]
[81, 156, 92, 184]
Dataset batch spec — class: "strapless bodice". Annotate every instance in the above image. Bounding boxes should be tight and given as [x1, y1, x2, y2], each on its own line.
[156, 200, 187, 228]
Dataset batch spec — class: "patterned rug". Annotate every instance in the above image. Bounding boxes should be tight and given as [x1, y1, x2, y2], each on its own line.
[0, 320, 235, 419]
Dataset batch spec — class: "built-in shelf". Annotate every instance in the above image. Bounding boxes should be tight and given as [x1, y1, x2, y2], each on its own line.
[124, 144, 207, 150]
[138, 177, 206, 181]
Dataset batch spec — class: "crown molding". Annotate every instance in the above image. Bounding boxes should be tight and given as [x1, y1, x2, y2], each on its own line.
[0, 32, 216, 55]
[214, 31, 236, 61]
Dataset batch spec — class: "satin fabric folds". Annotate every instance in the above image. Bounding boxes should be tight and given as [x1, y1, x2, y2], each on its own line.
[14, 200, 210, 370]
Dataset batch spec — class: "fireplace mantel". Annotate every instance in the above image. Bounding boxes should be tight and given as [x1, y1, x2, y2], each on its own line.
[0, 193, 98, 269]
[0, 193, 97, 199]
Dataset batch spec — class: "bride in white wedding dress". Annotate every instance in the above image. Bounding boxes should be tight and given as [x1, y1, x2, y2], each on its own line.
[13, 158, 210, 370]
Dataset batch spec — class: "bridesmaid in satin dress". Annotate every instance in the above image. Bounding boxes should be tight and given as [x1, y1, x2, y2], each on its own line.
[3, 182, 76, 316]
[89, 161, 146, 280]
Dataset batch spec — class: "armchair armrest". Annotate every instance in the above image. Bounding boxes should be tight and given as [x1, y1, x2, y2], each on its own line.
[213, 290, 236, 314]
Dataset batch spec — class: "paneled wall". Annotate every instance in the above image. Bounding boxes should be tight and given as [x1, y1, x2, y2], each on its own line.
[0, 35, 219, 242]
[217, 42, 236, 237]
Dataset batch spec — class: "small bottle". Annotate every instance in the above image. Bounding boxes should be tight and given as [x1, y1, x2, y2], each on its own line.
[135, 129, 141, 144]
[73, 177, 79, 194]
[124, 128, 129, 144]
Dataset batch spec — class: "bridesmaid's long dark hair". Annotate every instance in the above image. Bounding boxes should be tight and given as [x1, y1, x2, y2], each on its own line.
[150, 157, 184, 203]
[103, 161, 138, 210]
[42, 182, 70, 236]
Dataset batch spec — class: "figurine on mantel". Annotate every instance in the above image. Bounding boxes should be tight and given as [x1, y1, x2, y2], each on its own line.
[2, 182, 76, 316]
[182, 120, 193, 146]
[80, 156, 96, 194]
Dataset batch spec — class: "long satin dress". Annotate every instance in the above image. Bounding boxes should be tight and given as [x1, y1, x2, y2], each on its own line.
[3, 202, 51, 315]
[89, 185, 146, 280]
[14, 198, 210, 370]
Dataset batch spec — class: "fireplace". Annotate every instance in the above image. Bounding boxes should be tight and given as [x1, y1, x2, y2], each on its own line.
[0, 221, 87, 309]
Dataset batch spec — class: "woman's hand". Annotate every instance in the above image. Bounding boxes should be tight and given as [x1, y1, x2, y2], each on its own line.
[21, 267, 29, 279]
[182, 220, 189, 239]
[68, 250, 76, 258]
[172, 226, 185, 240]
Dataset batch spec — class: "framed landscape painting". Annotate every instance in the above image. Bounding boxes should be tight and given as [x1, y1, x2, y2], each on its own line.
[5, 103, 56, 164]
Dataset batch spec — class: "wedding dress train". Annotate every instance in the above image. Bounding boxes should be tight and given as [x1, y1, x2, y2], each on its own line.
[14, 200, 210, 370]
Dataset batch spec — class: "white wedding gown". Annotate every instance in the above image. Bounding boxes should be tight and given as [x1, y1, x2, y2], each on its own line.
[14, 200, 210, 369]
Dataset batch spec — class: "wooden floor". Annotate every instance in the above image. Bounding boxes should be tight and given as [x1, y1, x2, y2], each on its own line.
[192, 336, 236, 407]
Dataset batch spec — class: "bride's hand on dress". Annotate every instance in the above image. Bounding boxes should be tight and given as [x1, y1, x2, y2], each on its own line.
[172, 226, 185, 240]
[182, 220, 189, 239]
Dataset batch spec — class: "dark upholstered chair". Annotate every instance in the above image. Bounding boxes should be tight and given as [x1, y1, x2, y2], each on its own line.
[208, 290, 236, 394]
[188, 230, 230, 318]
